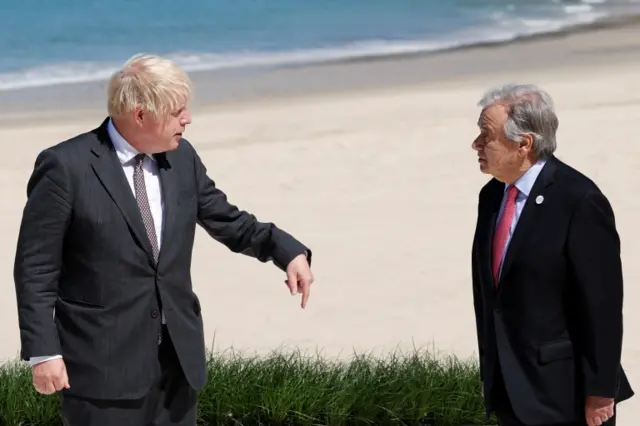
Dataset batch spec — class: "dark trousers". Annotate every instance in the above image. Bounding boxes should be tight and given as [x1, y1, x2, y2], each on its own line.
[491, 367, 616, 426]
[59, 327, 197, 426]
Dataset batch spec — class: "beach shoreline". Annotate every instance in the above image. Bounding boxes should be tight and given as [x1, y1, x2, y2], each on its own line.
[1, 15, 640, 121]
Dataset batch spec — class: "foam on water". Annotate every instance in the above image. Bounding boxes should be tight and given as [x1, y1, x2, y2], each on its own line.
[0, 0, 635, 91]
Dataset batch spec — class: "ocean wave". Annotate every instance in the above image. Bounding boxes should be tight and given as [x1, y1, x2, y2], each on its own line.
[0, 5, 629, 92]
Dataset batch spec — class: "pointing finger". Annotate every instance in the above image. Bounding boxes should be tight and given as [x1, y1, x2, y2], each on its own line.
[300, 279, 310, 309]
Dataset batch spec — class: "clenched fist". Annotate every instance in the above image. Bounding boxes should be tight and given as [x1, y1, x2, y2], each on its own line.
[32, 358, 70, 394]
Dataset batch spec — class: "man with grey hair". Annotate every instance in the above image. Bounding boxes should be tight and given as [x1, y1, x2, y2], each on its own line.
[13, 53, 314, 425]
[470, 83, 633, 426]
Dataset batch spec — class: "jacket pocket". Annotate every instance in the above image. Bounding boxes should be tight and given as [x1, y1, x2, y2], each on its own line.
[538, 339, 574, 365]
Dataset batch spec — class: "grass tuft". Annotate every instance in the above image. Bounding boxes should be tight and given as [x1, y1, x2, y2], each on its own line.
[0, 346, 493, 426]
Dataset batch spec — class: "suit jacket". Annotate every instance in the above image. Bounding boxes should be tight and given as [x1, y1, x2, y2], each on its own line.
[13, 117, 311, 400]
[471, 155, 633, 424]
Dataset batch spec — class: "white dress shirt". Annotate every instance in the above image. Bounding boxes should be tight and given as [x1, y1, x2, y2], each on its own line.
[29, 118, 166, 366]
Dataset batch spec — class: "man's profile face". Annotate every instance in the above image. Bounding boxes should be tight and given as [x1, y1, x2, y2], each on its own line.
[137, 102, 192, 153]
[471, 104, 521, 183]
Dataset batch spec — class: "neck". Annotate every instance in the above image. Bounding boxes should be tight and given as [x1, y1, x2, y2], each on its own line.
[502, 156, 538, 184]
[110, 117, 145, 153]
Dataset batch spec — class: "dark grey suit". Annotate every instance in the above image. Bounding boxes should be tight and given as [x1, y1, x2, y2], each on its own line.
[13, 117, 311, 424]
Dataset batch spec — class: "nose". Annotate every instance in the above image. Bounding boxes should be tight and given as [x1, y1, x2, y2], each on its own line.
[471, 136, 481, 151]
[180, 109, 192, 126]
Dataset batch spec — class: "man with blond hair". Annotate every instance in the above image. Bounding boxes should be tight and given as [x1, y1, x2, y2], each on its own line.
[470, 83, 633, 425]
[13, 53, 314, 425]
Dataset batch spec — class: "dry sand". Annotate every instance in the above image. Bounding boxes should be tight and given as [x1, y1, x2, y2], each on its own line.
[1, 20, 639, 423]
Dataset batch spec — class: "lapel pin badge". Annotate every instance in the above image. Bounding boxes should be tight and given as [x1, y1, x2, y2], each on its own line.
[535, 195, 544, 205]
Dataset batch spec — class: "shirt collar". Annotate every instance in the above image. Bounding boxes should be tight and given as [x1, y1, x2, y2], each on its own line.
[106, 118, 155, 165]
[505, 159, 547, 197]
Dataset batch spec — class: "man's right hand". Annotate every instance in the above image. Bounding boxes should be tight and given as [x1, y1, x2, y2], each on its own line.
[585, 396, 614, 426]
[32, 358, 70, 394]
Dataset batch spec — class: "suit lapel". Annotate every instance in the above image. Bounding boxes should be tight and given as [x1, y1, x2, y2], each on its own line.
[155, 151, 178, 264]
[89, 119, 157, 268]
[497, 157, 557, 290]
[477, 179, 504, 291]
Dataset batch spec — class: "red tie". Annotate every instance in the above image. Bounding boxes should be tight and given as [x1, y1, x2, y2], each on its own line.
[492, 185, 519, 284]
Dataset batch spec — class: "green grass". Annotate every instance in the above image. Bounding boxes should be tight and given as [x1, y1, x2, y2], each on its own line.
[0, 346, 494, 426]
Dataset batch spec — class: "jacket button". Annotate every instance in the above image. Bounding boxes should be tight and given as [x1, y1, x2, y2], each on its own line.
[151, 309, 159, 319]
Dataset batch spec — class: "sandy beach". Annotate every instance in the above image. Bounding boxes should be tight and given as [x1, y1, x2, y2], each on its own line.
[1, 19, 639, 423]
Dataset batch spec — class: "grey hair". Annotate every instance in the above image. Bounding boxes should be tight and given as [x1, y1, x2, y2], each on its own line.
[477, 83, 558, 159]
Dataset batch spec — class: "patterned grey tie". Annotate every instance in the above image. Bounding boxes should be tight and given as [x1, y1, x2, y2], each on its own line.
[133, 154, 163, 344]
[133, 154, 159, 263]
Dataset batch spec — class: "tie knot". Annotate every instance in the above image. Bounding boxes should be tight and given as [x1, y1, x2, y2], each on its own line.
[507, 184, 519, 201]
[134, 153, 146, 166]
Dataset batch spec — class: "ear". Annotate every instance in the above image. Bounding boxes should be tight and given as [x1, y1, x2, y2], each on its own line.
[133, 107, 145, 126]
[519, 133, 534, 155]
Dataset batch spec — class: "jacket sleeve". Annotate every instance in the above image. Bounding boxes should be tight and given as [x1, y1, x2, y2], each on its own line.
[472, 193, 485, 381]
[567, 189, 624, 398]
[14, 148, 72, 361]
[191, 146, 311, 271]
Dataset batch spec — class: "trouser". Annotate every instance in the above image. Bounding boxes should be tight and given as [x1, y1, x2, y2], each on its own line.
[59, 326, 197, 426]
[491, 367, 616, 426]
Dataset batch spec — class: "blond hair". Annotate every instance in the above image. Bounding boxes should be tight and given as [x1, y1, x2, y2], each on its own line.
[107, 53, 193, 119]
